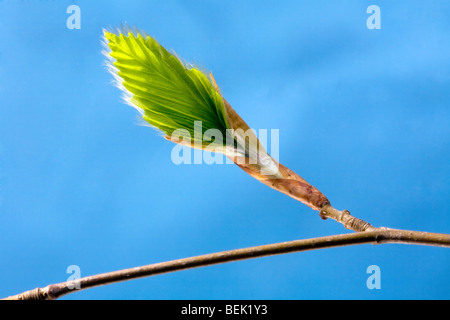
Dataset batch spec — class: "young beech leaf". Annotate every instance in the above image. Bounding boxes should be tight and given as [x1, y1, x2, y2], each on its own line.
[103, 27, 329, 211]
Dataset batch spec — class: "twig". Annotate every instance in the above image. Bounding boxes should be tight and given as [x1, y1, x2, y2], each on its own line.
[3, 228, 449, 300]
[319, 204, 377, 232]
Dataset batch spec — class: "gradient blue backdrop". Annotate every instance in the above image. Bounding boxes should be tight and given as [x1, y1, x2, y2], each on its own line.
[0, 0, 449, 300]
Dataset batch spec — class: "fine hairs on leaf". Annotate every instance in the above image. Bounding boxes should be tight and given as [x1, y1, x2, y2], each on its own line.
[102, 26, 230, 146]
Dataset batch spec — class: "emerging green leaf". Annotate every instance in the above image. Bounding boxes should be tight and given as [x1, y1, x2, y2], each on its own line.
[103, 27, 229, 147]
[103, 27, 329, 211]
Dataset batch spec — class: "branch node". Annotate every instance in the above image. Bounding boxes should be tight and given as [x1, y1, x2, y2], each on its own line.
[319, 209, 328, 220]
[319, 204, 375, 232]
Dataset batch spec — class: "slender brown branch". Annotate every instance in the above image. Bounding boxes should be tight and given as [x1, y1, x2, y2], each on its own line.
[3, 228, 449, 300]
[319, 204, 377, 232]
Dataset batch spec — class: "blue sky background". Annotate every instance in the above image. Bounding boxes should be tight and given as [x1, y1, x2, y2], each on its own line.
[0, 0, 449, 300]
